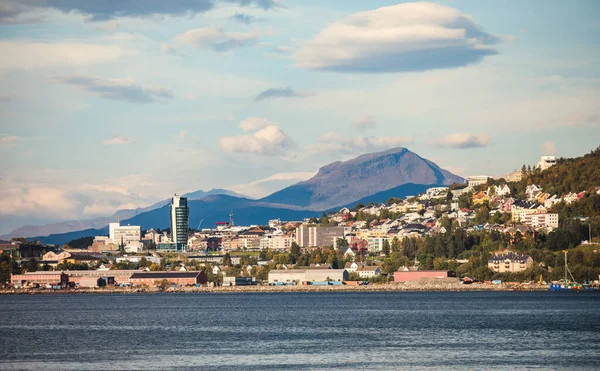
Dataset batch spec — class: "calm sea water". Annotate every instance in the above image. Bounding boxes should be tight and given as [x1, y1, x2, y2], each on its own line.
[0, 291, 599, 370]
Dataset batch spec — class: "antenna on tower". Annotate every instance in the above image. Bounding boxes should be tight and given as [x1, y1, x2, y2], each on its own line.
[229, 210, 234, 227]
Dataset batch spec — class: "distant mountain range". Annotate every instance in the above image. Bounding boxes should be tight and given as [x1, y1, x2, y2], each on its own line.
[9, 147, 465, 245]
[0, 189, 248, 241]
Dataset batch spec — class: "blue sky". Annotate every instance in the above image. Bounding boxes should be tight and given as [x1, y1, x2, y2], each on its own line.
[0, 0, 599, 233]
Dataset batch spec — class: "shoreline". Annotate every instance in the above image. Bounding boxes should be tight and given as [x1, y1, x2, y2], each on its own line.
[0, 283, 555, 295]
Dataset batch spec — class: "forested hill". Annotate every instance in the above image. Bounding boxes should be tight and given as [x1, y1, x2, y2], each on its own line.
[520, 146, 600, 195]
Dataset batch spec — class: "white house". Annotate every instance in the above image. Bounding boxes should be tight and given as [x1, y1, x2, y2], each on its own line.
[357, 266, 381, 278]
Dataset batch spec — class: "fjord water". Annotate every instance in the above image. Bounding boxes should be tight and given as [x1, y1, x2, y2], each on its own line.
[1, 292, 599, 370]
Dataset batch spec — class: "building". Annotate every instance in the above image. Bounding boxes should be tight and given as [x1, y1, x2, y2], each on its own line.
[109, 222, 141, 246]
[511, 207, 540, 223]
[170, 194, 189, 252]
[130, 271, 207, 286]
[223, 276, 256, 286]
[488, 254, 533, 273]
[11, 272, 69, 287]
[268, 269, 348, 284]
[295, 225, 345, 248]
[467, 175, 492, 188]
[523, 213, 559, 229]
[537, 156, 557, 171]
[259, 234, 293, 251]
[357, 266, 381, 278]
[42, 250, 105, 266]
[393, 270, 456, 282]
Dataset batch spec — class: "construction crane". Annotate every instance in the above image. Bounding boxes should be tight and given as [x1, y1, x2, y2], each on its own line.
[196, 219, 204, 231]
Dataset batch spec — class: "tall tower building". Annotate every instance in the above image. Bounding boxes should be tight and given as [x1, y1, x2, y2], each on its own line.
[170, 194, 189, 251]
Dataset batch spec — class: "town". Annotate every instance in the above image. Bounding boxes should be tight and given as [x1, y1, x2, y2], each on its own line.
[2, 154, 600, 292]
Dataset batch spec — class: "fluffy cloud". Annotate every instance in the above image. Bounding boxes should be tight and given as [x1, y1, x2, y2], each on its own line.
[239, 117, 277, 131]
[0, 0, 279, 23]
[309, 132, 414, 155]
[0, 41, 127, 69]
[254, 87, 307, 101]
[176, 26, 259, 52]
[220, 118, 294, 155]
[103, 136, 134, 145]
[352, 114, 376, 130]
[0, 174, 163, 223]
[294, 2, 498, 73]
[435, 133, 491, 149]
[54, 75, 174, 104]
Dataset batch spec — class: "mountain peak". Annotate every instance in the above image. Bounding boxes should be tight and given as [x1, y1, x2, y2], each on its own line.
[261, 147, 463, 209]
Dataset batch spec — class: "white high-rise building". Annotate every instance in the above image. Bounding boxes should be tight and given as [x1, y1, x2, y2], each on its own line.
[170, 194, 189, 251]
[109, 222, 141, 245]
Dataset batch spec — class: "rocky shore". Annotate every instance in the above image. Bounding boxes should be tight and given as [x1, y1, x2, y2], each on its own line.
[1, 278, 551, 295]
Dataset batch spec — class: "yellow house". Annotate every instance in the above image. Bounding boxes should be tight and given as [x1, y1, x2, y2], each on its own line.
[472, 191, 489, 205]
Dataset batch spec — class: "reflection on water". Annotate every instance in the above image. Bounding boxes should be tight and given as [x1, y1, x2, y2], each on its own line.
[1, 292, 599, 370]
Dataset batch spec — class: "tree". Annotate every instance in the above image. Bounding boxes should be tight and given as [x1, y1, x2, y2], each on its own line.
[336, 238, 349, 248]
[149, 263, 160, 271]
[223, 253, 232, 266]
[382, 240, 390, 257]
[290, 242, 301, 263]
[27, 258, 39, 272]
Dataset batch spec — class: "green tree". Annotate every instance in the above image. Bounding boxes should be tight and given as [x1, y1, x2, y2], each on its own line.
[382, 240, 390, 257]
[27, 258, 39, 272]
[290, 242, 301, 263]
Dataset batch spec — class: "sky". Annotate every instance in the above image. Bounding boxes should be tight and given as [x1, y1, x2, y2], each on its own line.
[0, 0, 599, 233]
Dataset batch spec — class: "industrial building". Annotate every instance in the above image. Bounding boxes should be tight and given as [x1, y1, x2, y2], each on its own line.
[11, 272, 69, 287]
[130, 271, 207, 286]
[393, 270, 456, 282]
[268, 268, 348, 284]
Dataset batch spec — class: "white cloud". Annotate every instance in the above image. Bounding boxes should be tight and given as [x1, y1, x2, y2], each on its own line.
[0, 173, 166, 222]
[0, 41, 128, 69]
[352, 114, 376, 129]
[96, 20, 119, 32]
[103, 136, 134, 145]
[176, 26, 259, 52]
[309, 132, 414, 155]
[542, 141, 557, 155]
[160, 42, 178, 55]
[54, 75, 174, 104]
[435, 133, 491, 149]
[239, 117, 277, 131]
[294, 2, 498, 73]
[220, 118, 295, 156]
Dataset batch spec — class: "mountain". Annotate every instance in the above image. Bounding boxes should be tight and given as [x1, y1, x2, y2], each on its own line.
[23, 147, 464, 244]
[1, 189, 249, 240]
[261, 147, 463, 209]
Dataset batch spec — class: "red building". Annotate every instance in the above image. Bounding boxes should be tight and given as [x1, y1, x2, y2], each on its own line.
[394, 270, 456, 282]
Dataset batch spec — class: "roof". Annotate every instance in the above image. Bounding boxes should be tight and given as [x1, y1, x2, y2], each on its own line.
[488, 254, 531, 263]
[130, 271, 202, 279]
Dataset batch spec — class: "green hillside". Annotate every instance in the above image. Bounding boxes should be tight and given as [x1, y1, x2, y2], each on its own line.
[523, 146, 600, 195]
